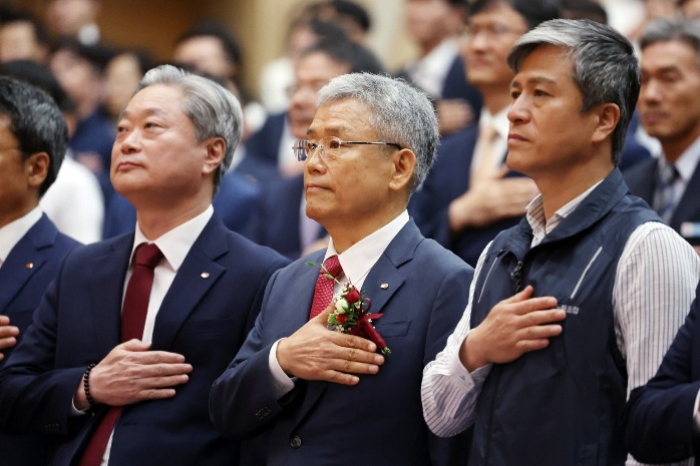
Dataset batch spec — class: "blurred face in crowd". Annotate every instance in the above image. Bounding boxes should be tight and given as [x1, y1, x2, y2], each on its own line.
[638, 40, 700, 153]
[682, 0, 700, 18]
[464, 2, 528, 91]
[104, 53, 144, 119]
[50, 48, 101, 111]
[173, 36, 236, 82]
[48, 0, 99, 36]
[288, 51, 350, 139]
[0, 21, 47, 63]
[304, 98, 404, 233]
[112, 84, 221, 208]
[507, 45, 607, 179]
[405, 0, 455, 49]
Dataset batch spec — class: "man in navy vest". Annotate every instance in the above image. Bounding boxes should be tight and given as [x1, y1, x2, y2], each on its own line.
[422, 19, 700, 466]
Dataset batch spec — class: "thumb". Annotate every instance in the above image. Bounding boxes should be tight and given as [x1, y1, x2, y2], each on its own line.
[313, 303, 335, 324]
[120, 339, 151, 352]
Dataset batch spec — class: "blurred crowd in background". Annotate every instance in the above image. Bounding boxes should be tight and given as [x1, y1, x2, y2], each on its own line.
[1, 0, 699, 263]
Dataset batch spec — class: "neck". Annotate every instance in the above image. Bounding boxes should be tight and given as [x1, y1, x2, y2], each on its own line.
[134, 195, 210, 240]
[537, 157, 614, 221]
[660, 128, 700, 165]
[325, 203, 404, 254]
[0, 199, 39, 230]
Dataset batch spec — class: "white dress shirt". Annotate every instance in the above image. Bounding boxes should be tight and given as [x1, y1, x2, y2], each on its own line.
[98, 205, 213, 466]
[422, 186, 700, 466]
[472, 107, 510, 172]
[0, 207, 43, 269]
[268, 210, 410, 398]
[40, 155, 104, 244]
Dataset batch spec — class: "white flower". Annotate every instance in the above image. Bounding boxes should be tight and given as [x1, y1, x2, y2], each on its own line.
[335, 299, 349, 314]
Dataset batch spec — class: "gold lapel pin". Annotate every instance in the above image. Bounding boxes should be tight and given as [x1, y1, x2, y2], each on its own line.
[200, 272, 210, 279]
[25, 262, 34, 269]
[380, 283, 389, 290]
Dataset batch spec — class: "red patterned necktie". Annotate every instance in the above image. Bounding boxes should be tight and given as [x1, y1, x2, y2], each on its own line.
[79, 243, 163, 466]
[309, 255, 343, 320]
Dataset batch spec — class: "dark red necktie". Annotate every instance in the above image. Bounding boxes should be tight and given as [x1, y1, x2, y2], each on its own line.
[79, 243, 163, 466]
[309, 255, 343, 320]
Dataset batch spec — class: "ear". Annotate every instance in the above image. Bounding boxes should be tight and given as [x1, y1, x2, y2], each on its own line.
[388, 148, 416, 193]
[25, 152, 50, 190]
[591, 103, 620, 145]
[202, 137, 226, 176]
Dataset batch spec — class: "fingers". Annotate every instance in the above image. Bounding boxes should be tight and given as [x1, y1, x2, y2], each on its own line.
[338, 333, 378, 354]
[0, 315, 10, 325]
[145, 373, 190, 388]
[503, 285, 534, 304]
[120, 339, 151, 352]
[136, 388, 178, 401]
[133, 350, 187, 365]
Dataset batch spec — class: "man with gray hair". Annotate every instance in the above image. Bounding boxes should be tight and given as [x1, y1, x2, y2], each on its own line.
[626, 18, 700, 252]
[422, 19, 700, 465]
[0, 64, 288, 466]
[210, 72, 474, 466]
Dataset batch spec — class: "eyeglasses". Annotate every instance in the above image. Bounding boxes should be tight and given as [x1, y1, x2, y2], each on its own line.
[293, 136, 402, 162]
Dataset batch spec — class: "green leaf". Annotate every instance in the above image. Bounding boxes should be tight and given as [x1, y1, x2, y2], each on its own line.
[305, 261, 316, 267]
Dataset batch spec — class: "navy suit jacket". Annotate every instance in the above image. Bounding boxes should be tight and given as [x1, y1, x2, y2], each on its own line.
[409, 126, 524, 267]
[246, 174, 325, 259]
[234, 112, 286, 186]
[210, 220, 474, 466]
[625, 281, 700, 463]
[103, 171, 262, 239]
[0, 214, 289, 466]
[0, 214, 80, 466]
[624, 156, 700, 240]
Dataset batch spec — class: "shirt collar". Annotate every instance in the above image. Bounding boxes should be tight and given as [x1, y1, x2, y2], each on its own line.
[0, 207, 43, 264]
[131, 205, 213, 272]
[325, 211, 409, 286]
[526, 181, 602, 242]
[669, 135, 700, 183]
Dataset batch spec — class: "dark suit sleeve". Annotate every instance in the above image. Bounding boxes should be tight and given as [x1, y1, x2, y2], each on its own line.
[624, 289, 700, 463]
[210, 269, 296, 439]
[423, 260, 475, 466]
[0, 259, 86, 436]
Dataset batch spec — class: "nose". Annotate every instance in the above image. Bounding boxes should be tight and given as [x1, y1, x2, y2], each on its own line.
[118, 129, 141, 154]
[304, 145, 327, 174]
[507, 94, 530, 125]
[639, 80, 662, 105]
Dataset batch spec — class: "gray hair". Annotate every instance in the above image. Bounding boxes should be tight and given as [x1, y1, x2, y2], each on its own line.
[640, 17, 700, 59]
[507, 19, 640, 166]
[136, 64, 243, 191]
[317, 73, 439, 194]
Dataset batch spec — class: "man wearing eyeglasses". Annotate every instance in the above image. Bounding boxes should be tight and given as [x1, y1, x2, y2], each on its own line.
[211, 73, 474, 466]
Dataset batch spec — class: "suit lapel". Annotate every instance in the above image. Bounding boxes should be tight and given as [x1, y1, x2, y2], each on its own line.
[88, 234, 132, 356]
[150, 216, 228, 351]
[294, 221, 422, 428]
[671, 161, 700, 232]
[0, 216, 56, 313]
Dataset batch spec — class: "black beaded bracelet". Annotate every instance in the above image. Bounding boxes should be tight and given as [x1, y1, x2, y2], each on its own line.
[83, 363, 97, 410]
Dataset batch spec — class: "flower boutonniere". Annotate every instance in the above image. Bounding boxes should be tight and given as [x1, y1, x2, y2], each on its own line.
[307, 262, 391, 355]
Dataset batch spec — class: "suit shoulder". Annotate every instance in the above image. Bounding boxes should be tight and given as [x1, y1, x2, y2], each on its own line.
[224, 230, 290, 268]
[623, 157, 656, 183]
[414, 236, 474, 275]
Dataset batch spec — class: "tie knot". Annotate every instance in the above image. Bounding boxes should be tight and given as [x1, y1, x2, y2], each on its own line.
[321, 255, 342, 279]
[659, 161, 679, 184]
[134, 243, 163, 269]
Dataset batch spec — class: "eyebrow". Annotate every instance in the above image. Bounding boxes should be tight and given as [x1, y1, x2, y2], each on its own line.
[118, 107, 169, 122]
[511, 76, 557, 88]
[306, 124, 345, 137]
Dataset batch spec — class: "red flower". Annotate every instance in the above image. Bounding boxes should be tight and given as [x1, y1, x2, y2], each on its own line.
[336, 314, 347, 324]
[345, 287, 361, 304]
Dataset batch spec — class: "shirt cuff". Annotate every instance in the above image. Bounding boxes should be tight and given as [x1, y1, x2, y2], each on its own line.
[693, 389, 700, 432]
[269, 339, 296, 399]
[70, 398, 88, 417]
[445, 331, 492, 390]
